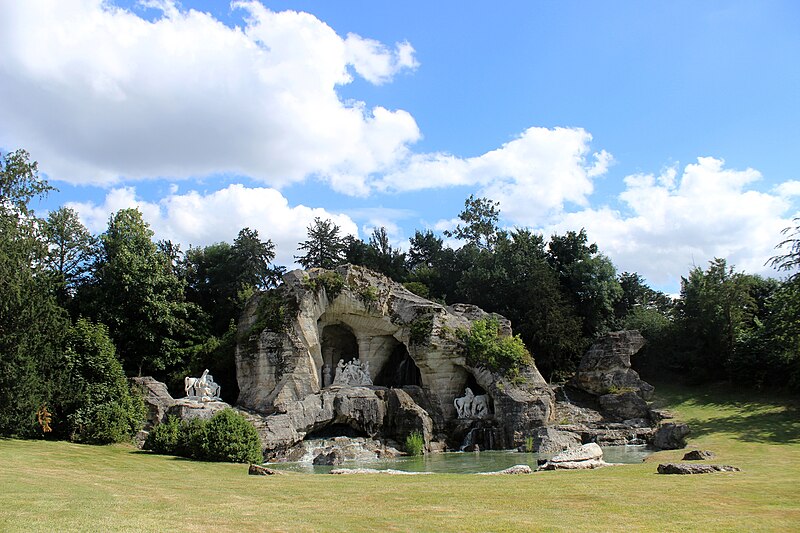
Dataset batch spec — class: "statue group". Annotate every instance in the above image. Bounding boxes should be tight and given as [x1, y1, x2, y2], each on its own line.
[184, 369, 221, 401]
[330, 358, 373, 387]
[454, 387, 490, 419]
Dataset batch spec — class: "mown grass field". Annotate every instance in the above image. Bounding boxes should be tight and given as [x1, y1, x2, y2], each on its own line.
[1, 383, 798, 532]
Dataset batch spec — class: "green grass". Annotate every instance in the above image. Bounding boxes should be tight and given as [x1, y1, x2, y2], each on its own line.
[1, 383, 798, 532]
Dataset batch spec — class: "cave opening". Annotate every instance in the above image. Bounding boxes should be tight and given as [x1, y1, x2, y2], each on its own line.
[320, 324, 358, 387]
[374, 341, 422, 388]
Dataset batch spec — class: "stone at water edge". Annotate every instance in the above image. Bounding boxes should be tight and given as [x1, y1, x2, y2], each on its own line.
[313, 450, 344, 466]
[682, 450, 715, 461]
[549, 442, 604, 463]
[477, 465, 533, 475]
[248, 464, 283, 475]
[599, 391, 651, 421]
[657, 463, 740, 475]
[530, 427, 582, 454]
[653, 423, 690, 450]
[538, 459, 611, 471]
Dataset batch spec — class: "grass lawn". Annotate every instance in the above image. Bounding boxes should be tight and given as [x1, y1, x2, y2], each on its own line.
[1, 383, 798, 532]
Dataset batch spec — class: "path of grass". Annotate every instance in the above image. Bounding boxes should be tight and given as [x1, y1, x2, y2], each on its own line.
[1, 383, 798, 532]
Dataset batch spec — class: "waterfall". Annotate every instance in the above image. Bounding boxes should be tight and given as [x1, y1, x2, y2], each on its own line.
[460, 428, 478, 451]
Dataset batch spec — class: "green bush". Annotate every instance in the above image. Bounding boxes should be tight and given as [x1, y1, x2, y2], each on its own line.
[144, 415, 181, 454]
[60, 318, 145, 444]
[409, 314, 434, 346]
[405, 430, 425, 456]
[203, 409, 262, 463]
[403, 281, 430, 299]
[459, 317, 533, 379]
[145, 409, 262, 464]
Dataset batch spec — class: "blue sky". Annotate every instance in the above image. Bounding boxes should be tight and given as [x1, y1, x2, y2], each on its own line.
[1, 0, 798, 292]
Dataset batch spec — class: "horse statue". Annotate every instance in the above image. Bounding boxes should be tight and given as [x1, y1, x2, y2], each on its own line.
[185, 369, 221, 401]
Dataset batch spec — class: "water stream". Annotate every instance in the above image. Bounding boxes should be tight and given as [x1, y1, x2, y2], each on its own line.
[265, 445, 654, 474]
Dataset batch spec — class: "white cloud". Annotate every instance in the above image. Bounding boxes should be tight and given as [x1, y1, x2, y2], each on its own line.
[0, 0, 419, 191]
[544, 157, 797, 286]
[378, 127, 610, 223]
[66, 184, 359, 267]
[776, 180, 800, 198]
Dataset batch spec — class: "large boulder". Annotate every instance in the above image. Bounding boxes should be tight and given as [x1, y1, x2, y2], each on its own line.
[572, 331, 654, 400]
[131, 376, 176, 429]
[530, 427, 582, 454]
[653, 423, 690, 450]
[598, 391, 650, 421]
[657, 463, 740, 475]
[550, 442, 604, 463]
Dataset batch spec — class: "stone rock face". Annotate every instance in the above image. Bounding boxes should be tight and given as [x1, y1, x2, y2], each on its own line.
[531, 427, 582, 454]
[539, 459, 610, 471]
[131, 376, 176, 429]
[653, 423, 690, 450]
[313, 450, 344, 466]
[572, 331, 654, 400]
[478, 465, 533, 475]
[683, 450, 715, 461]
[167, 399, 231, 422]
[550, 442, 604, 463]
[248, 464, 282, 475]
[235, 265, 554, 454]
[657, 463, 740, 475]
[598, 391, 651, 421]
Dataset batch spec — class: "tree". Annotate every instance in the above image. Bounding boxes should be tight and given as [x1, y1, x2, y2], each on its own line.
[547, 229, 622, 337]
[674, 258, 755, 379]
[444, 195, 501, 250]
[43, 206, 97, 305]
[296, 217, 346, 269]
[405, 230, 460, 302]
[92, 208, 190, 376]
[232, 227, 282, 290]
[769, 217, 800, 279]
[0, 149, 67, 436]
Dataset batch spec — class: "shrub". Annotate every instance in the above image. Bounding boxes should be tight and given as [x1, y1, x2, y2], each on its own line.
[60, 318, 145, 444]
[317, 271, 345, 299]
[203, 409, 263, 463]
[409, 314, 434, 346]
[358, 286, 379, 306]
[403, 281, 430, 299]
[144, 415, 181, 454]
[459, 317, 533, 379]
[145, 410, 262, 464]
[405, 430, 425, 456]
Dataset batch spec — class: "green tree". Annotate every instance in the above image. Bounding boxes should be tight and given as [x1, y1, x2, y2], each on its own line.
[547, 229, 622, 337]
[0, 150, 68, 436]
[43, 206, 97, 306]
[406, 230, 460, 301]
[57, 318, 144, 443]
[768, 216, 800, 278]
[444, 195, 501, 250]
[296, 217, 346, 269]
[92, 208, 190, 376]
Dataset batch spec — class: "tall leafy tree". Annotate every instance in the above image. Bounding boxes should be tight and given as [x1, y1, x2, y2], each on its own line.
[43, 206, 97, 306]
[547, 229, 622, 337]
[0, 150, 67, 436]
[444, 195, 501, 250]
[92, 208, 190, 376]
[405, 230, 460, 301]
[296, 217, 346, 269]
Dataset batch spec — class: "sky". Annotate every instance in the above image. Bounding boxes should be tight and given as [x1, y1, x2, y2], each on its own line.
[1, 0, 798, 293]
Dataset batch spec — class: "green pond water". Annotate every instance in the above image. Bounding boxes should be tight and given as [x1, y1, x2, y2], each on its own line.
[265, 446, 654, 474]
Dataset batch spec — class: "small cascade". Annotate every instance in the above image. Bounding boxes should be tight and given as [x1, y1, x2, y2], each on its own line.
[459, 427, 478, 451]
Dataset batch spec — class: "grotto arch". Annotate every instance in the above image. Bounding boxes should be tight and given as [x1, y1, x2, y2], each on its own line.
[320, 324, 359, 387]
[373, 338, 423, 388]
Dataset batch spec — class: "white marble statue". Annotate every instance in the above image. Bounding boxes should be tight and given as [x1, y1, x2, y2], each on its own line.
[332, 359, 373, 386]
[454, 387, 490, 419]
[185, 369, 221, 401]
[454, 387, 474, 418]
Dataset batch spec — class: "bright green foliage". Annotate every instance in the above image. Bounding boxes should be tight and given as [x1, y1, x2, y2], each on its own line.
[460, 317, 533, 379]
[145, 410, 262, 464]
[59, 318, 144, 443]
[409, 314, 434, 345]
[202, 409, 263, 463]
[404, 430, 425, 456]
[144, 415, 181, 454]
[91, 208, 191, 376]
[296, 217, 346, 269]
[0, 149, 68, 437]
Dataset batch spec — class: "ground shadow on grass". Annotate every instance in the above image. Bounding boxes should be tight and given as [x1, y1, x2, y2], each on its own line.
[652, 381, 800, 445]
[684, 407, 800, 444]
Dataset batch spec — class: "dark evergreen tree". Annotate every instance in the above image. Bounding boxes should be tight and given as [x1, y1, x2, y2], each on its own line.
[296, 217, 346, 269]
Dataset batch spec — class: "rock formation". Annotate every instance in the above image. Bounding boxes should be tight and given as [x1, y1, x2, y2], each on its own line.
[572, 330, 654, 400]
[234, 265, 554, 458]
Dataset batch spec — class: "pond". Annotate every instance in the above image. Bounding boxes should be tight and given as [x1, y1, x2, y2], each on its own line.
[265, 445, 654, 474]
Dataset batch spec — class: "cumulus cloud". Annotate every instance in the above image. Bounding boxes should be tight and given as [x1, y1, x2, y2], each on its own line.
[0, 0, 419, 191]
[66, 184, 359, 267]
[381, 127, 612, 223]
[544, 157, 797, 286]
